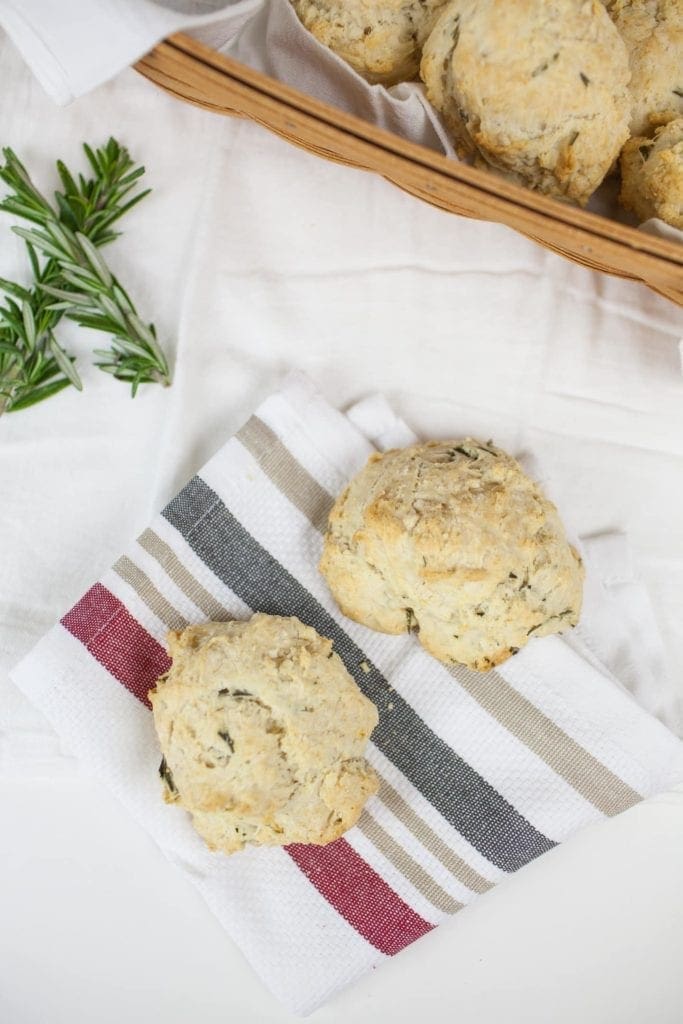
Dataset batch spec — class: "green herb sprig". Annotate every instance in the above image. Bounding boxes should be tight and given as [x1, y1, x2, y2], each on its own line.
[0, 250, 81, 414]
[0, 139, 170, 414]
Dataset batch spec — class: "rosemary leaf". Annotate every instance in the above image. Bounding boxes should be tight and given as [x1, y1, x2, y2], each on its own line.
[48, 332, 83, 391]
[8, 377, 71, 411]
[22, 300, 37, 350]
[76, 231, 113, 287]
[40, 284, 92, 304]
[12, 226, 65, 261]
[0, 277, 31, 301]
[26, 243, 40, 280]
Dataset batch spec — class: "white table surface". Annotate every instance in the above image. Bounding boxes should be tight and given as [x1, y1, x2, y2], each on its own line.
[1, 28, 683, 1024]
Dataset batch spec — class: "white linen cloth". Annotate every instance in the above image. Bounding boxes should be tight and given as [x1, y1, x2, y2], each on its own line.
[0, 0, 255, 105]
[1, 31, 683, 1024]
[9, 371, 683, 1014]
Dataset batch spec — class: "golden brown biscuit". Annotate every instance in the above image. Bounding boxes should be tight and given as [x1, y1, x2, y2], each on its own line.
[291, 0, 447, 85]
[620, 116, 683, 226]
[420, 0, 631, 205]
[150, 615, 378, 854]
[605, 0, 683, 136]
[320, 440, 584, 672]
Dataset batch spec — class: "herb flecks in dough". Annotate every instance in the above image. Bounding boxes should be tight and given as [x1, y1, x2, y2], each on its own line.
[218, 730, 235, 753]
[150, 615, 379, 854]
[159, 756, 179, 800]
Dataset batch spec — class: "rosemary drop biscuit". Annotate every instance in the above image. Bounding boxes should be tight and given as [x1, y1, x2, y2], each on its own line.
[291, 0, 448, 85]
[420, 0, 631, 204]
[319, 440, 584, 672]
[150, 614, 379, 854]
[605, 0, 683, 135]
[620, 116, 683, 227]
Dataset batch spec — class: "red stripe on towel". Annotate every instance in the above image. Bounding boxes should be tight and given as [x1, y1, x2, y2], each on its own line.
[61, 582, 170, 707]
[287, 839, 434, 955]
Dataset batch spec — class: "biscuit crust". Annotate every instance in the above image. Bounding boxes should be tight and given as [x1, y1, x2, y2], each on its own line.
[320, 440, 584, 672]
[420, 0, 631, 205]
[150, 615, 379, 853]
[620, 116, 683, 226]
[605, 0, 683, 136]
[291, 0, 447, 84]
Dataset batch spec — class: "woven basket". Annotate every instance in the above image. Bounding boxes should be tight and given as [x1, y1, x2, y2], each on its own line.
[136, 32, 683, 305]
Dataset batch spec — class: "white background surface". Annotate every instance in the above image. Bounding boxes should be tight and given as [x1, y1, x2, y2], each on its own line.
[1, 28, 683, 1024]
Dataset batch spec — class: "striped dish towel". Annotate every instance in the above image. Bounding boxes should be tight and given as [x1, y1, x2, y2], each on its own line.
[11, 374, 683, 1015]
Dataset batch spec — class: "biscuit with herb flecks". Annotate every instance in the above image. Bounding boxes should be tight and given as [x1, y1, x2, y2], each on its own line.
[605, 0, 683, 135]
[620, 116, 683, 227]
[291, 0, 448, 84]
[420, 0, 631, 205]
[320, 440, 584, 672]
[150, 614, 378, 853]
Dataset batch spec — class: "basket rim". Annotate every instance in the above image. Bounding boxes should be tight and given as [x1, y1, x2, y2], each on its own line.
[139, 31, 683, 273]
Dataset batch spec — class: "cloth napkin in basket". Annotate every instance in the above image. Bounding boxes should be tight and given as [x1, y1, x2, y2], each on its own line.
[11, 374, 683, 1015]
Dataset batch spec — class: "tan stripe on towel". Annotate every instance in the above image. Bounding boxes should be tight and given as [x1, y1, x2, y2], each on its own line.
[237, 416, 334, 533]
[449, 664, 641, 816]
[358, 809, 463, 915]
[137, 528, 229, 621]
[113, 555, 188, 632]
[378, 778, 493, 895]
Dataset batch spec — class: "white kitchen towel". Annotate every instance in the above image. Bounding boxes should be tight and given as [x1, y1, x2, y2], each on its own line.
[0, 0, 257, 105]
[11, 373, 683, 1014]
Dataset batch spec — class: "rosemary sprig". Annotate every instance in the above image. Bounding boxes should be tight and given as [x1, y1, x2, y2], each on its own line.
[0, 139, 170, 411]
[0, 250, 81, 415]
[54, 137, 151, 247]
[35, 229, 170, 395]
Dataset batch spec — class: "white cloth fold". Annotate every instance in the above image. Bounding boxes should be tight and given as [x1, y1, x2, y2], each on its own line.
[0, 0, 256, 104]
[9, 373, 683, 1014]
